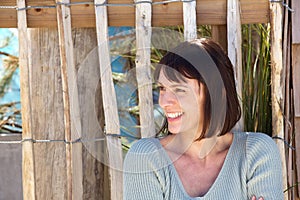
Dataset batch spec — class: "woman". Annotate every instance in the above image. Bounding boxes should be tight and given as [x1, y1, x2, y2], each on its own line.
[123, 38, 283, 199]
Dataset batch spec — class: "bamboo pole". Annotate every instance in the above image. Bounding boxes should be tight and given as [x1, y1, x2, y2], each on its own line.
[94, 1, 124, 199]
[183, 0, 197, 41]
[17, 0, 36, 199]
[269, 2, 288, 199]
[135, 0, 155, 138]
[227, 0, 243, 131]
[56, 0, 83, 199]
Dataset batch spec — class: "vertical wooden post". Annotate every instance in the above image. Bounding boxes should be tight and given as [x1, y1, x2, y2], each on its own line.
[183, 0, 197, 41]
[28, 28, 68, 199]
[292, 0, 300, 44]
[135, 0, 155, 138]
[282, 0, 293, 198]
[94, 1, 124, 200]
[74, 28, 109, 200]
[292, 0, 300, 196]
[269, 2, 288, 199]
[17, 0, 36, 199]
[227, 0, 244, 131]
[56, 0, 83, 199]
[211, 25, 227, 52]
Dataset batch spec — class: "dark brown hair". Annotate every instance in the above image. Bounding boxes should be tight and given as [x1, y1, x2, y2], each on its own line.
[154, 38, 241, 140]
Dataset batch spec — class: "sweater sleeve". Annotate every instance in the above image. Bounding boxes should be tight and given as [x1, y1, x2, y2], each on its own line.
[123, 138, 166, 200]
[246, 133, 284, 200]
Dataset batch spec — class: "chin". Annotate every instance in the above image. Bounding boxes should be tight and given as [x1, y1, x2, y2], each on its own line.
[168, 128, 180, 135]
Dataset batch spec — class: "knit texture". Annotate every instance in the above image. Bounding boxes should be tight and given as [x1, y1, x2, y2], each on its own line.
[123, 132, 284, 200]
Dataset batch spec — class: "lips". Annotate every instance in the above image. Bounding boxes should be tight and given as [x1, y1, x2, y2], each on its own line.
[166, 112, 183, 121]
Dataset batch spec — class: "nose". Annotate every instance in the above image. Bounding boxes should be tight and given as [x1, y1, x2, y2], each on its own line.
[159, 90, 177, 108]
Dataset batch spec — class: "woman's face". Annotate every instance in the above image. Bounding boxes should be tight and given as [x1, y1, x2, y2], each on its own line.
[157, 70, 205, 137]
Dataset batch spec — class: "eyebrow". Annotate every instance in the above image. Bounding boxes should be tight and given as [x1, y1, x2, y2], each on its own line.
[156, 81, 189, 88]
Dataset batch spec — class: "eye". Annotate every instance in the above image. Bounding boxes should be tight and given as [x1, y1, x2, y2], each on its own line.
[174, 88, 186, 93]
[157, 85, 166, 92]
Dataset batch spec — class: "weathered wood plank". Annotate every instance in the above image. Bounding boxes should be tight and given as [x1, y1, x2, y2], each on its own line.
[135, 0, 155, 138]
[269, 2, 288, 199]
[292, 1, 300, 194]
[211, 25, 227, 52]
[183, 0, 197, 41]
[294, 117, 300, 196]
[227, 0, 243, 131]
[17, 0, 36, 199]
[74, 28, 110, 200]
[282, 1, 292, 197]
[94, 1, 123, 199]
[56, 0, 83, 199]
[292, 34, 300, 115]
[29, 28, 67, 200]
[27, 27, 110, 200]
[0, 0, 269, 28]
[292, 0, 300, 43]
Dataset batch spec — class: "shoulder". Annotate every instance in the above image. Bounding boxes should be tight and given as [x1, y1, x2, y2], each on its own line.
[237, 132, 282, 174]
[237, 132, 284, 198]
[124, 138, 167, 173]
[234, 132, 278, 151]
[232, 132, 281, 166]
[127, 137, 162, 154]
[243, 132, 280, 156]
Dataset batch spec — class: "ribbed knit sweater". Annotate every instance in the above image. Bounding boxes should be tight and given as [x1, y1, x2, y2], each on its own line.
[123, 132, 284, 200]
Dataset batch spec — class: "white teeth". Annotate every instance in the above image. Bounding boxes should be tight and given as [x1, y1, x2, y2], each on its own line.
[166, 112, 183, 118]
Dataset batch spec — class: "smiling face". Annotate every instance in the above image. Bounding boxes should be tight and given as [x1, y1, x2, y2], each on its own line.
[158, 70, 206, 138]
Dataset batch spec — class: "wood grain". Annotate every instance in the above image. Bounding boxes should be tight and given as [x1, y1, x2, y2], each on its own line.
[211, 25, 227, 52]
[73, 27, 110, 200]
[294, 117, 300, 196]
[292, 0, 300, 43]
[183, 0, 197, 41]
[56, 0, 83, 199]
[0, 0, 269, 28]
[94, 0, 123, 199]
[227, 0, 243, 131]
[135, 0, 155, 138]
[25, 27, 110, 200]
[292, 45, 300, 117]
[28, 28, 67, 200]
[17, 0, 36, 199]
[269, 2, 288, 199]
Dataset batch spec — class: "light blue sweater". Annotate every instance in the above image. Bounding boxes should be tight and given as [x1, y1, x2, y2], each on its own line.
[123, 132, 284, 199]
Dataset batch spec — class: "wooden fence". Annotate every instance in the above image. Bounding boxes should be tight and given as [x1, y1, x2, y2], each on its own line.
[0, 0, 299, 199]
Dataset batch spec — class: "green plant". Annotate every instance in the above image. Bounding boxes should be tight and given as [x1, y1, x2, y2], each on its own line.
[241, 24, 272, 135]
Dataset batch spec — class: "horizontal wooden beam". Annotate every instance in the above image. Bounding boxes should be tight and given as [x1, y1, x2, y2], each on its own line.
[0, 0, 269, 28]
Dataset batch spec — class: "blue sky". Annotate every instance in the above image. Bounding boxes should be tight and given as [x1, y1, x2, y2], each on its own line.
[0, 28, 19, 104]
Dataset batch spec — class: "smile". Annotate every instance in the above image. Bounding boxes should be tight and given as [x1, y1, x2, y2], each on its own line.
[166, 112, 183, 119]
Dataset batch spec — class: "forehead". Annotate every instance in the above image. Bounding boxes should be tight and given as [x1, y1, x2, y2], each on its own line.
[157, 70, 198, 88]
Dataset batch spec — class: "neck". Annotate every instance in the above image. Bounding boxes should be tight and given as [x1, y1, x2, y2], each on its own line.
[161, 132, 233, 161]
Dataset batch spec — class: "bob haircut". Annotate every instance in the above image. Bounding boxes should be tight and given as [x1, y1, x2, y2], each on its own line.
[154, 38, 241, 140]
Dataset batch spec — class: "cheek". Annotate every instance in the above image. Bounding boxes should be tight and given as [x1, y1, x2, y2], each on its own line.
[158, 94, 162, 106]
